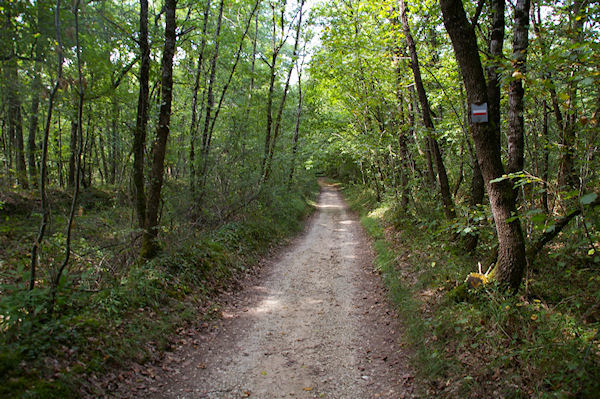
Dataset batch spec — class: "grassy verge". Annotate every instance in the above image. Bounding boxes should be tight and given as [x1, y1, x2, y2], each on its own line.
[0, 178, 319, 398]
[340, 182, 600, 398]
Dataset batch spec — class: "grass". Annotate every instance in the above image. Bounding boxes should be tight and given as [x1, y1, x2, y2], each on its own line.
[341, 182, 600, 398]
[0, 176, 319, 397]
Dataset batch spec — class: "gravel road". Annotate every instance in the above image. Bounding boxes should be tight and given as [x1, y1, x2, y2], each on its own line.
[116, 182, 414, 398]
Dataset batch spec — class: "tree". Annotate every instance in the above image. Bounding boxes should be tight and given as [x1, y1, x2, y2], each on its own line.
[399, 0, 455, 220]
[141, 0, 177, 259]
[440, 0, 527, 290]
[132, 0, 150, 231]
[507, 0, 531, 177]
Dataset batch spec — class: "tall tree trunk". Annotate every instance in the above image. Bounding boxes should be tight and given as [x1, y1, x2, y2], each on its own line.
[141, 0, 177, 259]
[399, 0, 455, 219]
[288, 54, 304, 186]
[30, 0, 64, 290]
[408, 85, 435, 186]
[188, 0, 211, 196]
[132, 0, 150, 231]
[4, 59, 28, 189]
[262, 0, 304, 183]
[392, 40, 412, 212]
[487, 0, 504, 148]
[531, 0, 585, 189]
[49, 0, 85, 311]
[197, 0, 224, 196]
[57, 109, 63, 187]
[68, 116, 77, 187]
[557, 0, 587, 189]
[28, 33, 42, 188]
[440, 0, 527, 291]
[506, 0, 531, 176]
[541, 100, 550, 213]
[14, 102, 27, 189]
[98, 132, 108, 185]
[110, 97, 119, 184]
[461, 83, 485, 252]
[201, 0, 261, 191]
[3, 6, 28, 189]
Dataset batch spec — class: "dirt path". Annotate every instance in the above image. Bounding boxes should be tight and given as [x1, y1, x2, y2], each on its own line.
[115, 182, 414, 398]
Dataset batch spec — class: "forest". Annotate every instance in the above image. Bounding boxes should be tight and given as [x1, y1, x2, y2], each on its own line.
[1, 0, 599, 397]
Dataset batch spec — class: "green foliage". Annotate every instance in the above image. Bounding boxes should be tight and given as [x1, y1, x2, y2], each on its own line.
[342, 182, 600, 397]
[0, 179, 318, 397]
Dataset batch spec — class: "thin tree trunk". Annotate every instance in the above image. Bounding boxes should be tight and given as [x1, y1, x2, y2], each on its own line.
[441, 0, 527, 291]
[57, 109, 63, 187]
[527, 195, 600, 263]
[50, 0, 85, 311]
[399, 0, 455, 219]
[262, 1, 288, 178]
[30, 0, 64, 290]
[28, 35, 42, 188]
[4, 60, 28, 189]
[141, 0, 177, 259]
[408, 85, 435, 185]
[541, 100, 550, 213]
[263, 0, 304, 182]
[3, 6, 28, 189]
[68, 116, 77, 187]
[199, 0, 260, 194]
[110, 97, 118, 184]
[188, 0, 211, 195]
[288, 53, 304, 186]
[132, 0, 150, 231]
[198, 0, 225, 196]
[487, 0, 504, 148]
[507, 0, 531, 176]
[98, 132, 108, 185]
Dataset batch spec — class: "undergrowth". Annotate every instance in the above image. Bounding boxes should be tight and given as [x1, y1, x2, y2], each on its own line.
[0, 177, 318, 397]
[341, 182, 600, 398]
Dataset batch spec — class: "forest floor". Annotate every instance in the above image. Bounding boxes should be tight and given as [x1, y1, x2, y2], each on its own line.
[107, 182, 415, 398]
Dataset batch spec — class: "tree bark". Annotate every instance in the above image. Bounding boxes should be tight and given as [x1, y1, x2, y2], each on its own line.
[506, 0, 531, 175]
[132, 0, 150, 231]
[486, 0, 504, 148]
[440, 0, 527, 291]
[541, 100, 549, 213]
[110, 97, 119, 184]
[30, 0, 64, 290]
[198, 0, 224, 196]
[141, 0, 177, 259]
[28, 30, 42, 188]
[198, 0, 260, 195]
[263, 0, 304, 183]
[2, 6, 28, 189]
[188, 0, 211, 195]
[288, 53, 304, 186]
[68, 117, 77, 187]
[50, 0, 85, 311]
[4, 59, 28, 189]
[399, 0, 455, 219]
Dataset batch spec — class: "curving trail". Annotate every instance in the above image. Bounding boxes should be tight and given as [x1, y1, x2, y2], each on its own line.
[116, 182, 414, 398]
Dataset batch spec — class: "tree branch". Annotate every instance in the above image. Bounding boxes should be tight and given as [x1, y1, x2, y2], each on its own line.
[527, 194, 600, 262]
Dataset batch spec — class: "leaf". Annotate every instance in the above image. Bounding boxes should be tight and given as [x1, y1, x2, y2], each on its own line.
[530, 213, 547, 225]
[303, 387, 313, 391]
[490, 175, 508, 184]
[579, 193, 598, 205]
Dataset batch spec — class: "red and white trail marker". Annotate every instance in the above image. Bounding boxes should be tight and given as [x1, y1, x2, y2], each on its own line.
[471, 103, 488, 123]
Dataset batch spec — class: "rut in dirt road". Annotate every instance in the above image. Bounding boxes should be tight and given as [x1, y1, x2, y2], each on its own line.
[124, 183, 414, 398]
